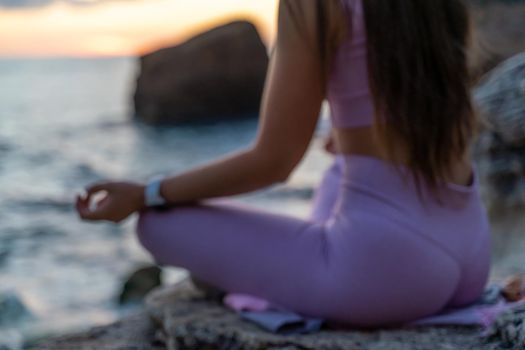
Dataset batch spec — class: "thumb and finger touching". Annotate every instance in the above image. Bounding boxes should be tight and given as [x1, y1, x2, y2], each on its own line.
[86, 182, 113, 197]
[75, 183, 113, 221]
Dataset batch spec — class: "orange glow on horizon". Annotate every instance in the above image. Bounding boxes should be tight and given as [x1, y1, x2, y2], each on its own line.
[136, 14, 273, 57]
[0, 0, 278, 58]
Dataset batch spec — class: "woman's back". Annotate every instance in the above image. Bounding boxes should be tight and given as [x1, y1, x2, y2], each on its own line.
[313, 0, 491, 315]
[324, 0, 475, 189]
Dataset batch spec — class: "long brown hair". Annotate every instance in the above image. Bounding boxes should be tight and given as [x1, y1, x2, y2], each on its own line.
[313, 0, 477, 198]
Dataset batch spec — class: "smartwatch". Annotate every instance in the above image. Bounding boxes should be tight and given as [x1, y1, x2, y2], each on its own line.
[144, 175, 167, 207]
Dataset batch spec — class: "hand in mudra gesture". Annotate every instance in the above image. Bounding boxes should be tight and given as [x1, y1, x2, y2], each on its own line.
[76, 181, 145, 223]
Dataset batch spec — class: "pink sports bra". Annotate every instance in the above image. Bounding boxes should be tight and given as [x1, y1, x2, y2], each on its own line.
[327, 0, 375, 128]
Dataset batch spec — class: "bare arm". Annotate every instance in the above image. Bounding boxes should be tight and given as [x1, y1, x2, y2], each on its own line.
[77, 0, 326, 221]
[157, 0, 325, 204]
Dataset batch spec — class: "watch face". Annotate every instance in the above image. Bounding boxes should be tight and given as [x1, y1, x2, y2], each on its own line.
[146, 177, 165, 207]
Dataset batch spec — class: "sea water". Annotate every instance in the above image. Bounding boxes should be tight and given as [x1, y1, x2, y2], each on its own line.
[0, 56, 332, 341]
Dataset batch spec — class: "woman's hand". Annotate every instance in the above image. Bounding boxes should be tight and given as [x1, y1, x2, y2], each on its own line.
[75, 181, 145, 223]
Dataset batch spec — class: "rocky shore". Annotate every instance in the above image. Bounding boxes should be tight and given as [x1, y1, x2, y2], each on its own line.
[29, 280, 500, 350]
[27, 312, 162, 350]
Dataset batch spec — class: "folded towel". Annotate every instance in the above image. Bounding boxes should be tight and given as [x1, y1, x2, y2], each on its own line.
[223, 281, 525, 335]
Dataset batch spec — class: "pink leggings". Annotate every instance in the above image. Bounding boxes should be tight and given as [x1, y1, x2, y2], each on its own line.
[137, 154, 491, 326]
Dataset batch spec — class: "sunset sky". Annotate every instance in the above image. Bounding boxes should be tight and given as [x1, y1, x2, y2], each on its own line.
[0, 0, 278, 57]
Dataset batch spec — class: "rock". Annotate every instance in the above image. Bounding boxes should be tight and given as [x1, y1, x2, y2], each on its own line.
[0, 291, 32, 327]
[188, 275, 226, 303]
[118, 265, 162, 305]
[484, 302, 525, 348]
[144, 280, 493, 350]
[470, 1, 525, 76]
[27, 312, 164, 350]
[474, 52, 525, 145]
[133, 21, 269, 125]
[473, 52, 525, 207]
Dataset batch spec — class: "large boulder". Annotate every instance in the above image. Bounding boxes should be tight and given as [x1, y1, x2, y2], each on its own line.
[474, 52, 525, 146]
[473, 52, 525, 275]
[133, 21, 269, 125]
[473, 52, 525, 208]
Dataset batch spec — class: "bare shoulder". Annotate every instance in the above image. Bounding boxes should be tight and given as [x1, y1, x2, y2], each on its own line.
[277, 0, 348, 51]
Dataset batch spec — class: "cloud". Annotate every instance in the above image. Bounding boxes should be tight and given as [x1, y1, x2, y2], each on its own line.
[0, 0, 135, 9]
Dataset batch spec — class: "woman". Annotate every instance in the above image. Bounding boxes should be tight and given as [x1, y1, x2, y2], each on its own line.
[76, 0, 491, 327]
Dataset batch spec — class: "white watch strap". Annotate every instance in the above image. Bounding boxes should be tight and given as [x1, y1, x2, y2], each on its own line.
[145, 176, 167, 207]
